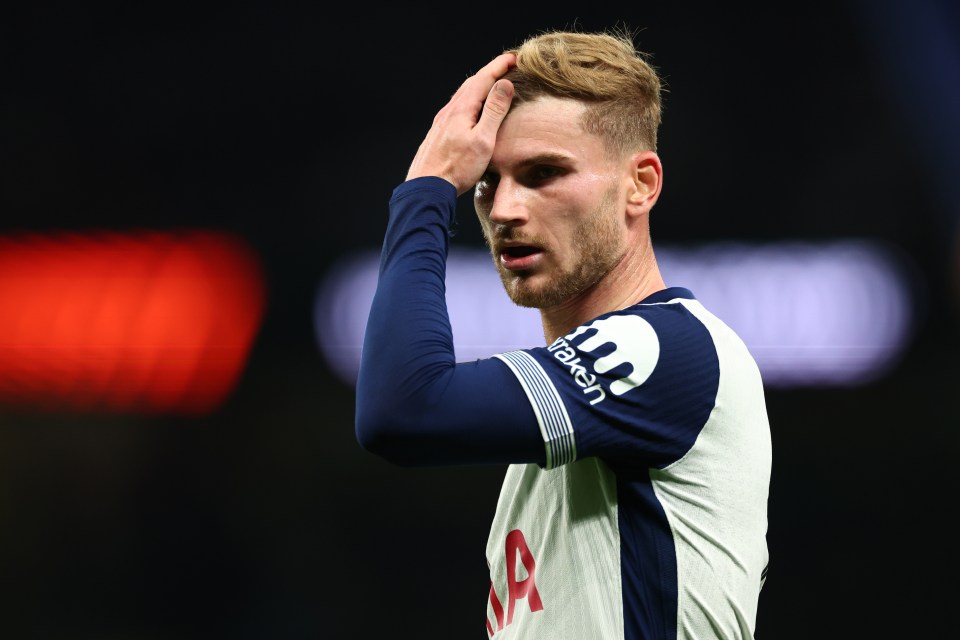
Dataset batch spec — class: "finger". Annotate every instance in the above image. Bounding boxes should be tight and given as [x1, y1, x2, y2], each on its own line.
[452, 52, 517, 102]
[475, 79, 514, 137]
[476, 52, 517, 81]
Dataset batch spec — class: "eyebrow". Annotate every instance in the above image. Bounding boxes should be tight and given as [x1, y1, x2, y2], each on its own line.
[484, 151, 576, 174]
[517, 152, 575, 167]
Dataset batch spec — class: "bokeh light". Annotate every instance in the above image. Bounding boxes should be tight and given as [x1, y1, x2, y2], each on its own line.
[315, 240, 918, 387]
[0, 230, 266, 416]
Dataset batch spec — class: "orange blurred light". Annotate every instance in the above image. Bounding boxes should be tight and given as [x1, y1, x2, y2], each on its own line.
[0, 230, 266, 416]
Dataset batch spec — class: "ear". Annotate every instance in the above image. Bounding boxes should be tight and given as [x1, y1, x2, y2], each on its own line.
[625, 151, 663, 219]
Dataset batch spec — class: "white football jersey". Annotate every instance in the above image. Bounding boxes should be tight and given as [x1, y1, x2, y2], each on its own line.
[485, 289, 772, 640]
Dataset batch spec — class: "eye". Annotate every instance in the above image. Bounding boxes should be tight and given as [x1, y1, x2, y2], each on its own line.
[531, 165, 563, 181]
[477, 170, 499, 187]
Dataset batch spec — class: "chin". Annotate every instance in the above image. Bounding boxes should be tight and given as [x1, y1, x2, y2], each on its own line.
[502, 275, 570, 309]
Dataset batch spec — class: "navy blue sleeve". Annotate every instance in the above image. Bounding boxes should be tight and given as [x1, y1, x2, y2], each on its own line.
[354, 177, 546, 467]
[514, 302, 721, 469]
[488, 290, 721, 470]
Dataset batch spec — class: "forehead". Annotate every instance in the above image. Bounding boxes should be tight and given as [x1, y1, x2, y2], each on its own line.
[491, 96, 608, 168]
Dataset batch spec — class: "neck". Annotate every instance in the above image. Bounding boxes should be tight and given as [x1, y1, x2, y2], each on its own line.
[538, 238, 665, 344]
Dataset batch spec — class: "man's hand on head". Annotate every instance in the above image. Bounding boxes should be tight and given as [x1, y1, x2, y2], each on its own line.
[406, 53, 516, 196]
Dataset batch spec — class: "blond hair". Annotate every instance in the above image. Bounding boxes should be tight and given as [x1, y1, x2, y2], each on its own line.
[504, 28, 663, 156]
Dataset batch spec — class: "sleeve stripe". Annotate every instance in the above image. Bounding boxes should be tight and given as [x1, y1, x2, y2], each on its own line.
[494, 351, 576, 469]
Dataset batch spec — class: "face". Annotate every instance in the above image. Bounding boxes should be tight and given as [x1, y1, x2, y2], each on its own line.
[473, 97, 627, 309]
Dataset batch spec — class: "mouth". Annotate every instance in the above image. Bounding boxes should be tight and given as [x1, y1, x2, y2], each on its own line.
[498, 243, 544, 271]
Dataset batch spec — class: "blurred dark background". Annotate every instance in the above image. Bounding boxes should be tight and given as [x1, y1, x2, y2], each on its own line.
[1, 2, 958, 638]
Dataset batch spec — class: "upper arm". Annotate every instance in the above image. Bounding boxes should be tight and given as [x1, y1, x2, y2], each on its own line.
[504, 306, 721, 470]
[355, 355, 546, 467]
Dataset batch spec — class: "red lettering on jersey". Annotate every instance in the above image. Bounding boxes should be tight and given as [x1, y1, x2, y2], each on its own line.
[486, 529, 545, 636]
[488, 579, 505, 634]
[505, 529, 544, 624]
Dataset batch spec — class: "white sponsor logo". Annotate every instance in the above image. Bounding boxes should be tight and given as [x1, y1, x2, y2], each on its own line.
[548, 315, 660, 404]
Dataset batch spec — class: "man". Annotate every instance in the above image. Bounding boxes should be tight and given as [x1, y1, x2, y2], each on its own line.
[355, 28, 772, 639]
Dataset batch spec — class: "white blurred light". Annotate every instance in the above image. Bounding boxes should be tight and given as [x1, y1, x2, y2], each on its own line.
[315, 241, 918, 388]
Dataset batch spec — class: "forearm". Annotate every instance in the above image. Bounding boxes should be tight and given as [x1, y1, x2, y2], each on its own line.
[358, 177, 458, 408]
[354, 178, 543, 467]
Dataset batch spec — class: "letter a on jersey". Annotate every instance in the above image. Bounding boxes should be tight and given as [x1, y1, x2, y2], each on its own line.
[487, 529, 544, 637]
[505, 529, 543, 624]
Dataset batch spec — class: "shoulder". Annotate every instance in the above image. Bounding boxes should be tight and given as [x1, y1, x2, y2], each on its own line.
[506, 287, 725, 466]
[522, 287, 724, 416]
[555, 287, 719, 382]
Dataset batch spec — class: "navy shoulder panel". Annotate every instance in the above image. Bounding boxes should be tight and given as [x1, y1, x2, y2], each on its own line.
[521, 288, 720, 467]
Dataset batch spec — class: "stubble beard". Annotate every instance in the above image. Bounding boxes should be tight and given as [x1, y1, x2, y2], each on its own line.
[485, 192, 626, 309]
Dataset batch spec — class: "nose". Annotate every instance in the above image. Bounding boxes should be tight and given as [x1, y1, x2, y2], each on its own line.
[488, 180, 529, 227]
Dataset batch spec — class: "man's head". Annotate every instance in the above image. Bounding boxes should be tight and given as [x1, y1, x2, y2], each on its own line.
[474, 29, 665, 311]
[504, 28, 662, 158]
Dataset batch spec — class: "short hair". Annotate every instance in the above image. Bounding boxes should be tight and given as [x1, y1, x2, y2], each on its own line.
[503, 28, 664, 156]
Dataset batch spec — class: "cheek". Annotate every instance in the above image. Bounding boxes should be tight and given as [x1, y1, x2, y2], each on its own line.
[473, 205, 493, 236]
[473, 185, 493, 213]
[474, 181, 495, 208]
[548, 177, 604, 212]
[474, 203, 488, 221]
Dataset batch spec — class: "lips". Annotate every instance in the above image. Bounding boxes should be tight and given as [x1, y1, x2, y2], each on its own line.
[498, 243, 544, 271]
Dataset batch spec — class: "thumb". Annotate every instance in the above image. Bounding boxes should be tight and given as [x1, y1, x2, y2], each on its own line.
[476, 79, 514, 135]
